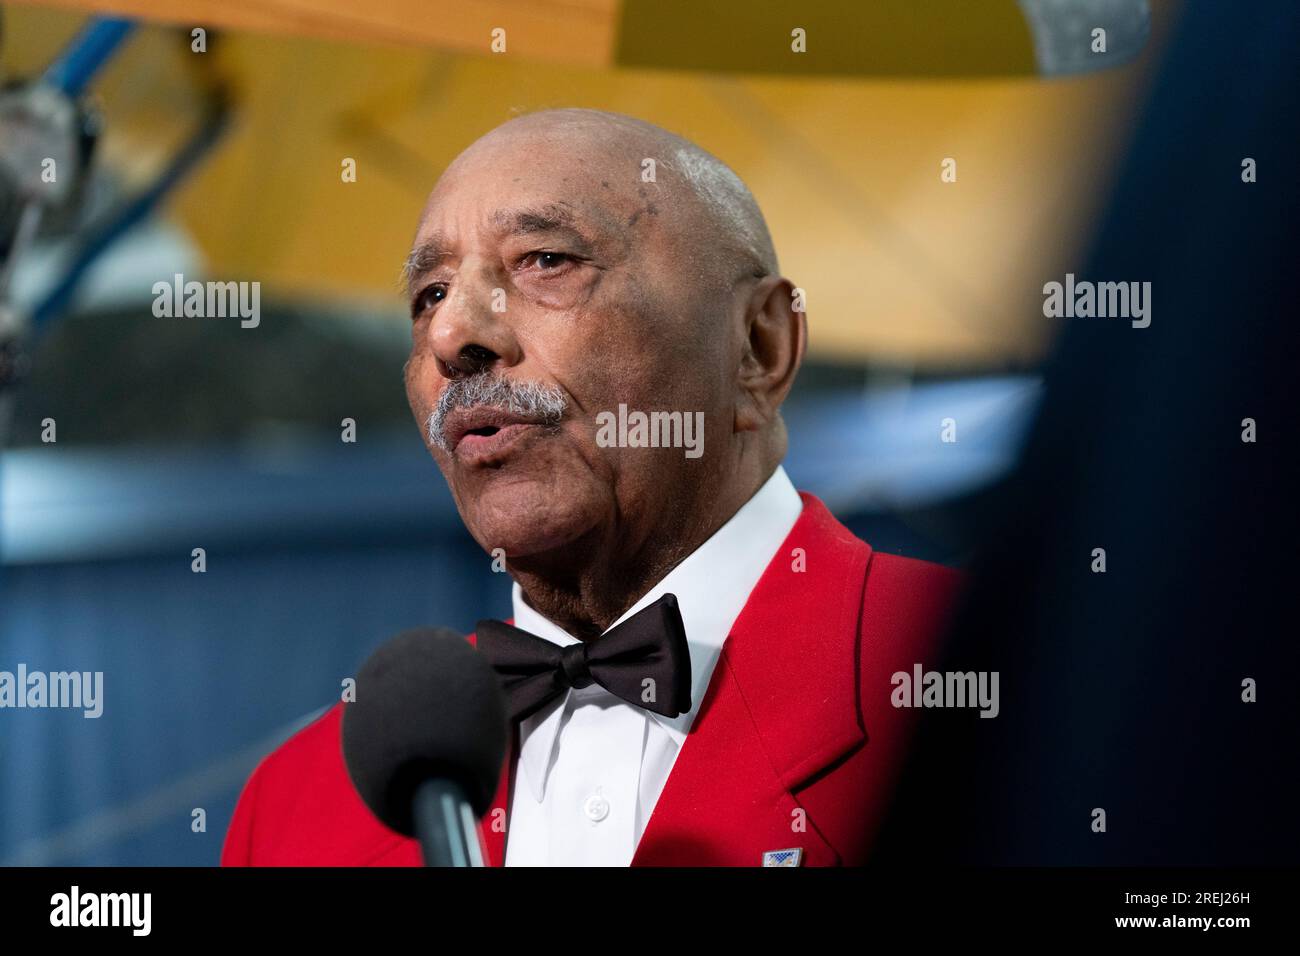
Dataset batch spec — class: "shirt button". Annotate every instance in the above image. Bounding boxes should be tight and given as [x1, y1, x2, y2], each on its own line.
[583, 793, 610, 822]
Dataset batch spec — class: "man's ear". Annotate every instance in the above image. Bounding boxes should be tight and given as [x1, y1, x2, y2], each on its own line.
[736, 275, 807, 433]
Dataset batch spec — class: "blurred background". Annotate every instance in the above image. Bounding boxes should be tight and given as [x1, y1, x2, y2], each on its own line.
[0, 0, 1201, 864]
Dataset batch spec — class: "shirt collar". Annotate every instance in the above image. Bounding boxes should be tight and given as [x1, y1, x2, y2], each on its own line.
[510, 465, 804, 802]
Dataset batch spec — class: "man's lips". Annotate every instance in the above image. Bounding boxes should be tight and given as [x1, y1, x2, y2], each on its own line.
[443, 406, 552, 463]
[455, 422, 542, 463]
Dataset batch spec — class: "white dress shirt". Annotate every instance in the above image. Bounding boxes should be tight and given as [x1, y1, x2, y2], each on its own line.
[502, 466, 803, 866]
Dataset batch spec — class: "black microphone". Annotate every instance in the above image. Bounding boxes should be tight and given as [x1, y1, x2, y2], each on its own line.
[341, 627, 508, 867]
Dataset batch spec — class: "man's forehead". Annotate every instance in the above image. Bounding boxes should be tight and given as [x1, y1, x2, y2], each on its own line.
[419, 121, 645, 219]
[414, 191, 623, 244]
[452, 116, 642, 177]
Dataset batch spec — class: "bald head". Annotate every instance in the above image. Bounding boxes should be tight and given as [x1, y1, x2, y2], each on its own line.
[406, 108, 778, 294]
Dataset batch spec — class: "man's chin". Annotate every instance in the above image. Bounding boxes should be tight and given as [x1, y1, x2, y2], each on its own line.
[455, 474, 606, 561]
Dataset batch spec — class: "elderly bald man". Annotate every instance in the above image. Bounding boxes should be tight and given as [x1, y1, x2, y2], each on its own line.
[222, 109, 961, 868]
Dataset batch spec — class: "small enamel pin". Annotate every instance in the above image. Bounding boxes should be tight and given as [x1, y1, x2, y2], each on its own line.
[762, 848, 803, 867]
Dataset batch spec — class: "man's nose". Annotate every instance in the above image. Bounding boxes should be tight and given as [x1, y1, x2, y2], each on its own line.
[424, 272, 522, 378]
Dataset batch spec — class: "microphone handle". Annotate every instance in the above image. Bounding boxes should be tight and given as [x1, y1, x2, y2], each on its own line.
[412, 778, 486, 867]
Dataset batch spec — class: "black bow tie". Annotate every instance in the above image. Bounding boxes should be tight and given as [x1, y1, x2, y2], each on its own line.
[475, 593, 692, 724]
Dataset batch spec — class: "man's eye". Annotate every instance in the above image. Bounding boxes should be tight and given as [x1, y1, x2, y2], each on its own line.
[526, 251, 574, 270]
[411, 284, 447, 317]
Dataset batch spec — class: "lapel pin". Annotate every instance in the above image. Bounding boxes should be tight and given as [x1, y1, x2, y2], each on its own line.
[762, 848, 803, 867]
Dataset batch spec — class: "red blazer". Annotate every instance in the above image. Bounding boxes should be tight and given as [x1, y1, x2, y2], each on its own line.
[221, 492, 962, 866]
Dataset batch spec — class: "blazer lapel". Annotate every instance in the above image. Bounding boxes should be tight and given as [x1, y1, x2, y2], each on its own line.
[478, 710, 516, 866]
[631, 494, 871, 866]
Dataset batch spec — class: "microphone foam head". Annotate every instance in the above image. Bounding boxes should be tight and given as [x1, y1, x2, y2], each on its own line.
[341, 627, 508, 835]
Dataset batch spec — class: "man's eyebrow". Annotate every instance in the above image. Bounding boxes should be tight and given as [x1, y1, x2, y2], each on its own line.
[496, 205, 600, 249]
[401, 205, 604, 293]
[498, 204, 574, 232]
[401, 236, 451, 294]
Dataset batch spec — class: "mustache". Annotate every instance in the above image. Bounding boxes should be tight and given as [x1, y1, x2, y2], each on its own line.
[426, 372, 568, 451]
